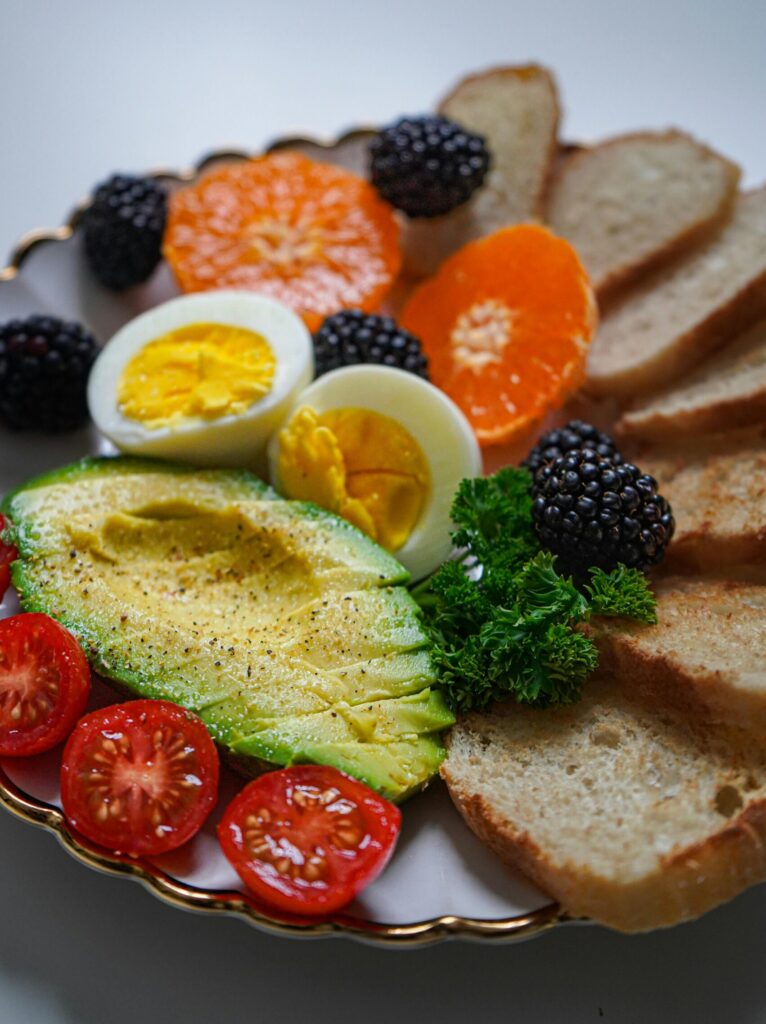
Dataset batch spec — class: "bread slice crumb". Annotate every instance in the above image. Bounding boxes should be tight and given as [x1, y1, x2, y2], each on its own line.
[547, 130, 740, 298]
[586, 187, 766, 399]
[638, 432, 766, 576]
[591, 577, 766, 729]
[443, 677, 766, 932]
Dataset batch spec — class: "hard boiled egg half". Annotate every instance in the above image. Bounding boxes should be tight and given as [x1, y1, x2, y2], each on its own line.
[268, 365, 482, 580]
[88, 292, 313, 467]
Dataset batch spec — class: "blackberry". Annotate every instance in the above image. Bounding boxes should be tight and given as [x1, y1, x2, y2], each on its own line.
[369, 115, 490, 218]
[312, 310, 429, 379]
[531, 448, 675, 577]
[82, 174, 167, 290]
[522, 420, 621, 475]
[0, 315, 98, 432]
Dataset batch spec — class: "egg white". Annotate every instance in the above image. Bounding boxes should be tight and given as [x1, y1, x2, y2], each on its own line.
[268, 364, 482, 580]
[88, 292, 313, 469]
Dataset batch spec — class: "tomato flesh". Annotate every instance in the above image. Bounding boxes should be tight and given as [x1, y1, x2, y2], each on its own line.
[0, 515, 17, 601]
[218, 765, 401, 916]
[61, 699, 219, 856]
[0, 613, 91, 756]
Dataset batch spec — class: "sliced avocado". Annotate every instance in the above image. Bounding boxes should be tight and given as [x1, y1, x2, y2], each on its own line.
[3, 456, 452, 800]
[226, 688, 454, 799]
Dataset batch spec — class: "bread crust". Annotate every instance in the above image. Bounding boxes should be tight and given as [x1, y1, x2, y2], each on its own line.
[617, 388, 766, 441]
[663, 527, 766, 576]
[443, 737, 766, 933]
[547, 130, 741, 300]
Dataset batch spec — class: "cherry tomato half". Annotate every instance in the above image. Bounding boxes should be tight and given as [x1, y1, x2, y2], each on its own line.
[0, 613, 91, 756]
[218, 765, 401, 916]
[0, 516, 17, 601]
[61, 699, 219, 856]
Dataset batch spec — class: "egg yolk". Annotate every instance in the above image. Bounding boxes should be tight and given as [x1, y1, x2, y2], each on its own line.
[118, 322, 276, 429]
[277, 406, 431, 552]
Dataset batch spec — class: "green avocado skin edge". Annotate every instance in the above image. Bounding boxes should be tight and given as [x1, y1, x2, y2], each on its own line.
[2, 456, 453, 802]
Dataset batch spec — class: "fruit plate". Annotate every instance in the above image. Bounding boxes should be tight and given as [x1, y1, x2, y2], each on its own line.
[0, 130, 563, 946]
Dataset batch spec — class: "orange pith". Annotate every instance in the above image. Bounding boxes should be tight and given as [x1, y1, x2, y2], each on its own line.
[400, 224, 597, 446]
[164, 152, 401, 330]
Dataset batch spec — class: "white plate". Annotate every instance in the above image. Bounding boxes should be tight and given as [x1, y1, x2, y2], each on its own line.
[0, 132, 561, 945]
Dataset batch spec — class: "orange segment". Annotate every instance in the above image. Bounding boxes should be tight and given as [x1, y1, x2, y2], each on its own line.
[164, 153, 401, 330]
[400, 224, 597, 446]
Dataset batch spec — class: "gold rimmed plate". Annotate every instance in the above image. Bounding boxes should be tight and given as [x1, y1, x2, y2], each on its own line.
[0, 129, 563, 946]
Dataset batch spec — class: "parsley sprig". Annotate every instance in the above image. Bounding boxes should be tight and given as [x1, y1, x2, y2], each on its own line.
[413, 467, 657, 712]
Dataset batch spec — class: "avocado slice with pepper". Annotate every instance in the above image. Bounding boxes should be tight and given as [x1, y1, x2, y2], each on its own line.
[2, 457, 451, 800]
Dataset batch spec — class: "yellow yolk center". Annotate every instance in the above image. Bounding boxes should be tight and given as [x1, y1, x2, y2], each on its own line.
[118, 322, 277, 429]
[277, 406, 431, 552]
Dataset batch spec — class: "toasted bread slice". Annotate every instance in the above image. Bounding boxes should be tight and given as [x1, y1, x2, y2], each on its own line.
[592, 577, 766, 729]
[639, 433, 766, 575]
[546, 131, 740, 298]
[586, 187, 766, 399]
[402, 65, 560, 278]
[617, 317, 766, 440]
[443, 677, 766, 932]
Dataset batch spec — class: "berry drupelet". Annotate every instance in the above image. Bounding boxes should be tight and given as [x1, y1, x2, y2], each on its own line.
[0, 315, 98, 432]
[369, 115, 490, 218]
[522, 420, 622, 475]
[82, 174, 167, 290]
[312, 310, 429, 379]
[531, 448, 675, 578]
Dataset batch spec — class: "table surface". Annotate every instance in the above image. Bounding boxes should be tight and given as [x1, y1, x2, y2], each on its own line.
[1, 1, 765, 1021]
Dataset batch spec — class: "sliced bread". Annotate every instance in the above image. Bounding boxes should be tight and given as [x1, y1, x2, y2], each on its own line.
[546, 130, 740, 298]
[617, 317, 766, 440]
[402, 65, 560, 278]
[639, 433, 766, 575]
[442, 677, 766, 932]
[585, 187, 766, 399]
[591, 577, 766, 730]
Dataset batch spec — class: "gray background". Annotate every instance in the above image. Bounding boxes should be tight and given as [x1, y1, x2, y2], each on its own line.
[1, 1, 765, 1021]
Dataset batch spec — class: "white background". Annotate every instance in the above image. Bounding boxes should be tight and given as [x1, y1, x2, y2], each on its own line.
[1, 1, 766, 1021]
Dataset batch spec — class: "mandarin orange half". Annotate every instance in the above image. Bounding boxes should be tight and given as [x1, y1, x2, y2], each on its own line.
[401, 224, 597, 447]
[164, 152, 401, 330]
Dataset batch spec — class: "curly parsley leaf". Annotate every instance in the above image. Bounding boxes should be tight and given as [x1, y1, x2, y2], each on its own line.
[415, 467, 657, 713]
[449, 467, 539, 569]
[586, 565, 657, 624]
[514, 551, 589, 624]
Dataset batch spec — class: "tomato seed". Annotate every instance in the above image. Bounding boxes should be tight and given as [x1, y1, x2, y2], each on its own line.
[334, 825, 363, 849]
[303, 858, 326, 882]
